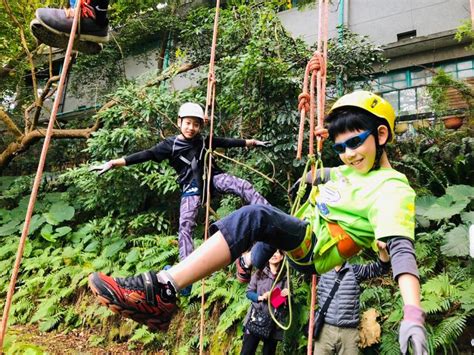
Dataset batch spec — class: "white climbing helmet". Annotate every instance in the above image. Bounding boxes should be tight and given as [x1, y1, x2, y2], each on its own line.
[178, 102, 205, 121]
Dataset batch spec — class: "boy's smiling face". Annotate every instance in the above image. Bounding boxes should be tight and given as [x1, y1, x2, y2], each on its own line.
[334, 125, 389, 174]
[178, 117, 202, 139]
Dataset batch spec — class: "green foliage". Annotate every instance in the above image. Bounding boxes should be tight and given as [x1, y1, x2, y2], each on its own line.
[426, 69, 474, 117]
[1, 1, 472, 353]
[455, 19, 474, 51]
[392, 130, 473, 196]
[327, 25, 388, 95]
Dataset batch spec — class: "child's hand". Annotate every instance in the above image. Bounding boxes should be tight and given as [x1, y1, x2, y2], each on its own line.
[377, 241, 390, 262]
[252, 139, 272, 148]
[258, 291, 270, 301]
[314, 126, 329, 142]
[280, 288, 289, 297]
[89, 161, 114, 176]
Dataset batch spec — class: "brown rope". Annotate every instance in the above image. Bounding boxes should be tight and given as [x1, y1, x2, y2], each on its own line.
[0, 0, 84, 350]
[295, 1, 330, 354]
[199, 1, 220, 354]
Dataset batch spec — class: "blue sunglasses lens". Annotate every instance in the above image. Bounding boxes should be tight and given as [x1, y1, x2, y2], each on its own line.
[332, 131, 371, 154]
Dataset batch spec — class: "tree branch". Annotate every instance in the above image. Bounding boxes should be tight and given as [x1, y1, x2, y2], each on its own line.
[31, 75, 60, 129]
[0, 127, 97, 169]
[2, 0, 39, 101]
[0, 109, 22, 137]
[0, 61, 199, 169]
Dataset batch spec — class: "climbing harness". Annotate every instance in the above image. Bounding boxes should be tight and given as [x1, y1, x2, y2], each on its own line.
[0, 0, 84, 349]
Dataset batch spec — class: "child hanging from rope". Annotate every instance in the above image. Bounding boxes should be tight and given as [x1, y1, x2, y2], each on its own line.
[90, 102, 271, 294]
[88, 91, 427, 354]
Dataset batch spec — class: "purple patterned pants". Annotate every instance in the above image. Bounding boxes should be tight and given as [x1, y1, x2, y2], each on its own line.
[178, 173, 269, 261]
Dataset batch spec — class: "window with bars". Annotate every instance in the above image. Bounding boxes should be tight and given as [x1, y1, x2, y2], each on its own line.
[369, 58, 473, 116]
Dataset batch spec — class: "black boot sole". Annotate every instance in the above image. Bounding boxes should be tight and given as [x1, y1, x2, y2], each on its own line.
[31, 20, 103, 55]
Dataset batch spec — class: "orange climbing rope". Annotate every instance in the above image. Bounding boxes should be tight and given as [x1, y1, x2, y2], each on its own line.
[0, 0, 84, 350]
[296, 1, 329, 354]
[199, 1, 221, 354]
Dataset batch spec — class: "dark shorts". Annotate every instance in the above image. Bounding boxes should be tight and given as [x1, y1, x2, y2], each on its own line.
[210, 204, 317, 274]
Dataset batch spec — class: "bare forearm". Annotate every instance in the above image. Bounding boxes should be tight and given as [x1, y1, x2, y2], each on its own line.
[398, 273, 421, 307]
[110, 158, 126, 167]
[245, 139, 256, 147]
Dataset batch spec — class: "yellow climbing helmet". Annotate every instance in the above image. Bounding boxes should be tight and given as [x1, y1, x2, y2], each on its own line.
[328, 91, 396, 141]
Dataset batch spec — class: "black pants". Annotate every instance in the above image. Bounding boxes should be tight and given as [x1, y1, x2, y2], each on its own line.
[241, 332, 278, 355]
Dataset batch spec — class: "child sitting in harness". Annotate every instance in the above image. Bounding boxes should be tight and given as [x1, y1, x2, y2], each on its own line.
[88, 91, 427, 354]
[90, 102, 271, 295]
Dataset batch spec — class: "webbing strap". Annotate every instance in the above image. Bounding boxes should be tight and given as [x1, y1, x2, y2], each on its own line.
[142, 272, 157, 307]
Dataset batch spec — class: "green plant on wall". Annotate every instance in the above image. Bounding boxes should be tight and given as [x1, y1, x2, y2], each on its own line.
[427, 69, 474, 118]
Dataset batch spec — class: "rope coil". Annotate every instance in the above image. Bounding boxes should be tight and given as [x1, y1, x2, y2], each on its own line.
[295, 1, 330, 354]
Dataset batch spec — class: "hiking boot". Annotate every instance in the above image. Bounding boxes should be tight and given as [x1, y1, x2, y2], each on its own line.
[88, 271, 178, 331]
[31, 19, 103, 55]
[31, 1, 109, 54]
[235, 255, 252, 283]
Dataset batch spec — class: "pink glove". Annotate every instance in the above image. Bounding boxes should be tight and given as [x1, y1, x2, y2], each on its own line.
[399, 305, 428, 355]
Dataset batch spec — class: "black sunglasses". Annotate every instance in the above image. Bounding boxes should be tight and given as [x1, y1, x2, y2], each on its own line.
[332, 130, 372, 154]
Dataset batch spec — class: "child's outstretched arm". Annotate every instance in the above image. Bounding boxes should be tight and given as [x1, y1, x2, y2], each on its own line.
[89, 158, 125, 175]
[246, 139, 272, 148]
[387, 238, 427, 355]
[211, 136, 270, 149]
[351, 241, 391, 283]
[90, 141, 170, 176]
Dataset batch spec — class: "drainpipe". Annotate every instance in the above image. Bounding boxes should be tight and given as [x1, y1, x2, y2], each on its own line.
[337, 0, 345, 96]
[163, 33, 171, 70]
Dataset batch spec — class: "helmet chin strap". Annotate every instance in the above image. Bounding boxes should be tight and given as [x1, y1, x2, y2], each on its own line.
[370, 130, 384, 172]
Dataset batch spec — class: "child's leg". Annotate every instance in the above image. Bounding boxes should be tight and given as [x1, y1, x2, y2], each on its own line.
[212, 173, 270, 281]
[248, 242, 276, 269]
[248, 235, 317, 274]
[167, 204, 308, 289]
[178, 195, 201, 261]
[89, 205, 309, 330]
[212, 173, 269, 205]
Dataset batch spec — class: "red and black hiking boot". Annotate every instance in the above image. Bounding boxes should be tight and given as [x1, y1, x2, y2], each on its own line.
[88, 271, 178, 331]
[235, 255, 252, 283]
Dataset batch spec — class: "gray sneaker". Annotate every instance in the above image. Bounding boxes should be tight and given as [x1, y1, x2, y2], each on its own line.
[36, 7, 109, 42]
[31, 6, 109, 54]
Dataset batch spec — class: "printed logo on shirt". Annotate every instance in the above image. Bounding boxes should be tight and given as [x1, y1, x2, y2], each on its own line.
[318, 186, 340, 204]
[316, 202, 330, 216]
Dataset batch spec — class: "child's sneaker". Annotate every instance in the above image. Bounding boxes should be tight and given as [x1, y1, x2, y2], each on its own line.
[235, 255, 252, 283]
[30, 1, 109, 54]
[88, 271, 178, 331]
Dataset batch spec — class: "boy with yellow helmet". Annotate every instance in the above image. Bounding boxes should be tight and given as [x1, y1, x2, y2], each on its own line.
[88, 91, 427, 354]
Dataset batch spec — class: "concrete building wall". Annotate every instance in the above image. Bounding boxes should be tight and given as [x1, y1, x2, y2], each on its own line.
[278, 0, 471, 46]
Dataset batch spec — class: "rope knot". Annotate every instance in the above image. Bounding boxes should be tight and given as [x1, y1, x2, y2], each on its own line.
[298, 92, 311, 113]
[308, 52, 325, 76]
[208, 71, 216, 85]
